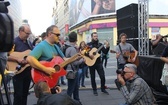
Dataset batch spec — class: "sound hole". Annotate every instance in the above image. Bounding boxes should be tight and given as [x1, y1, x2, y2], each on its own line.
[93, 52, 96, 55]
[54, 65, 60, 72]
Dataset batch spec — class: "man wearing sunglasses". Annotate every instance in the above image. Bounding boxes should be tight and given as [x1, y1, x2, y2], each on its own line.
[27, 25, 66, 91]
[27, 25, 66, 76]
[117, 64, 155, 105]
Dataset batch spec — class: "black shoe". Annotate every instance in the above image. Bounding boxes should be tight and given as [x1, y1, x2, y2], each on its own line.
[81, 85, 85, 87]
[86, 75, 89, 78]
[78, 101, 83, 105]
[61, 81, 66, 85]
[93, 90, 98, 96]
[101, 90, 109, 95]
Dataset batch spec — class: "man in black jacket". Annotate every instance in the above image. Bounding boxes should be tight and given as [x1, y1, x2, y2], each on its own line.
[87, 32, 109, 96]
[34, 81, 81, 105]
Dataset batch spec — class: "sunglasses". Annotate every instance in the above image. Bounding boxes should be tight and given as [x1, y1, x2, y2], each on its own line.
[120, 71, 132, 76]
[51, 32, 60, 37]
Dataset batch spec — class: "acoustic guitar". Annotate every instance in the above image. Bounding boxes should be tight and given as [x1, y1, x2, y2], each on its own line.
[7, 50, 31, 75]
[81, 38, 112, 66]
[81, 44, 104, 66]
[110, 50, 139, 66]
[31, 53, 81, 88]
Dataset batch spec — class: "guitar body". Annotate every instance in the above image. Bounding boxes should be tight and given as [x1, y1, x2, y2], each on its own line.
[31, 56, 67, 88]
[82, 48, 100, 66]
[7, 50, 31, 74]
[110, 50, 139, 66]
[124, 52, 139, 66]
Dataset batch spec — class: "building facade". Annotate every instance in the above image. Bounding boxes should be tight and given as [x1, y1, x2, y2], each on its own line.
[53, 1, 168, 49]
[6, 0, 22, 36]
[53, 0, 69, 36]
[70, 14, 168, 48]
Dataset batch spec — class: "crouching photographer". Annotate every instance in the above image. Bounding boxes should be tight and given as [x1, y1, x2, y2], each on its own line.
[115, 64, 155, 105]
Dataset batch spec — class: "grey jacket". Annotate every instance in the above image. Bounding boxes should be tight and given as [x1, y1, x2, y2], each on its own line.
[65, 42, 83, 71]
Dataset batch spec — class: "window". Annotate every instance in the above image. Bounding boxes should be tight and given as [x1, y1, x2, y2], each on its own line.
[64, 0, 69, 14]
[151, 27, 160, 40]
[97, 28, 114, 47]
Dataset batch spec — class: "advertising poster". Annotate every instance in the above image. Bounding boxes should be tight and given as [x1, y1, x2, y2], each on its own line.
[69, 0, 116, 27]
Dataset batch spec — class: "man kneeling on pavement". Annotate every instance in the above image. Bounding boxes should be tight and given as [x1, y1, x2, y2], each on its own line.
[115, 64, 155, 105]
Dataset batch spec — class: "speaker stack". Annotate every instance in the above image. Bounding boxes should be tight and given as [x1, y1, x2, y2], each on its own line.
[117, 3, 138, 50]
[117, 3, 138, 39]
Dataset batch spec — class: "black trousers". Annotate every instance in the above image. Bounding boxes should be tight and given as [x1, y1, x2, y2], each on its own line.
[89, 63, 106, 91]
[13, 67, 31, 105]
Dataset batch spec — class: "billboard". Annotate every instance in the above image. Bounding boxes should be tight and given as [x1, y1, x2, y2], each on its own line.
[69, 0, 115, 27]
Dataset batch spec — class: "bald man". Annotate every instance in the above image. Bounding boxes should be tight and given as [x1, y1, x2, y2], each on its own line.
[117, 64, 155, 105]
[8, 25, 33, 105]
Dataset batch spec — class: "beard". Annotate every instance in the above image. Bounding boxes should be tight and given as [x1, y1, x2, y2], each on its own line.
[92, 39, 99, 45]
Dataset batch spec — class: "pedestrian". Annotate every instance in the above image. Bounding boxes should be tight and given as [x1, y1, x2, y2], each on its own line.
[101, 40, 110, 68]
[78, 41, 89, 87]
[65, 32, 84, 104]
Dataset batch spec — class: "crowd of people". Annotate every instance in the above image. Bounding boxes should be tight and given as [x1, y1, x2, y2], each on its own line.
[1, 24, 167, 105]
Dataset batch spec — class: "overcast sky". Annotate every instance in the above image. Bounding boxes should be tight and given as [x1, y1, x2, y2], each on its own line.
[21, 0, 168, 36]
[21, 0, 55, 36]
[116, 0, 168, 15]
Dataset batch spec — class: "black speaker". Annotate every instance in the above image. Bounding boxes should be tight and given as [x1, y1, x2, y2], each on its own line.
[126, 39, 138, 51]
[117, 3, 138, 39]
[117, 27, 138, 39]
[152, 42, 167, 56]
[117, 3, 138, 20]
[117, 15, 138, 30]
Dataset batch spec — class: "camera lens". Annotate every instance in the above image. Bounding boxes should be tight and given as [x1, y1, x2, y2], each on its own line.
[116, 69, 123, 74]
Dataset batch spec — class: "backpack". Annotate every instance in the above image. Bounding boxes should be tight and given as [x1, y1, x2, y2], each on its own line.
[62, 44, 70, 70]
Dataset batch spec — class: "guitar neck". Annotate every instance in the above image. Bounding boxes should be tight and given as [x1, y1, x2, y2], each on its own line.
[96, 44, 104, 53]
[59, 54, 80, 68]
[95, 38, 111, 53]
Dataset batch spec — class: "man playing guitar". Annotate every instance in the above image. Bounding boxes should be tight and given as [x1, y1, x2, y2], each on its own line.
[26, 25, 69, 87]
[8, 25, 33, 105]
[116, 33, 138, 70]
[87, 32, 109, 96]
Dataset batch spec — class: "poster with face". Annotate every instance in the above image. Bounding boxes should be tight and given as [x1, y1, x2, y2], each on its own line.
[91, 0, 115, 15]
[69, 0, 116, 27]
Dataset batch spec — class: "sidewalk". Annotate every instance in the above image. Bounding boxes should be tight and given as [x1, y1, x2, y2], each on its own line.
[78, 88, 125, 105]
[2, 86, 125, 105]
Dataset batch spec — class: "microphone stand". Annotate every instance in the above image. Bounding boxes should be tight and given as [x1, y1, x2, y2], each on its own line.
[0, 60, 12, 105]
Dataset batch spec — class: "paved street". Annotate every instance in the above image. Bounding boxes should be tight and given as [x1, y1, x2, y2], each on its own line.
[2, 53, 126, 105]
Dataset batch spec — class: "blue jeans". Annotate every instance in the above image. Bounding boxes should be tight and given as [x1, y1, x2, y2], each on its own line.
[79, 66, 88, 86]
[67, 72, 80, 101]
[61, 76, 64, 82]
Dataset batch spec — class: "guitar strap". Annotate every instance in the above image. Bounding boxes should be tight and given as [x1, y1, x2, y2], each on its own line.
[118, 44, 128, 64]
[118, 44, 123, 56]
[54, 44, 76, 71]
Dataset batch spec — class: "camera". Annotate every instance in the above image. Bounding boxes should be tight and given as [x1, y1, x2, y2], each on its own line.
[0, 0, 14, 52]
[116, 69, 124, 75]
